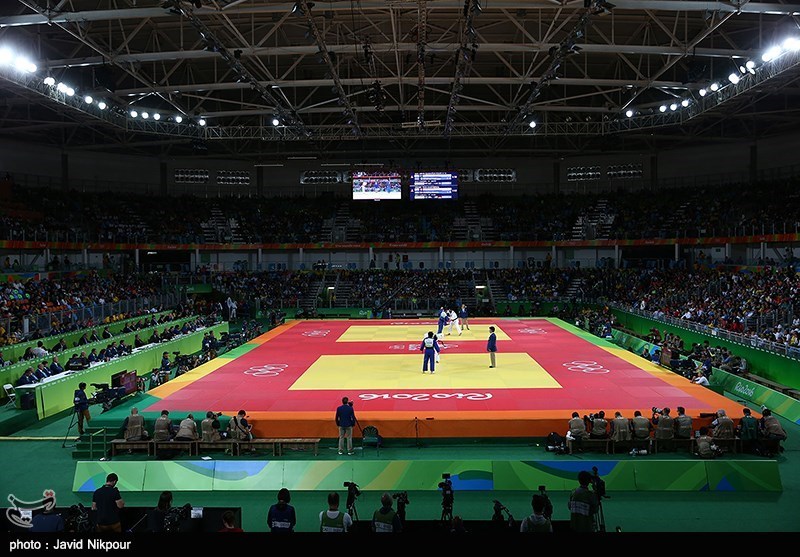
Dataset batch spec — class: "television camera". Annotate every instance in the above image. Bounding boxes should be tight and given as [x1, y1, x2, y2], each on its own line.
[88, 383, 125, 411]
[163, 503, 193, 533]
[343, 482, 360, 520]
[491, 499, 515, 529]
[537, 485, 554, 520]
[589, 466, 608, 532]
[652, 407, 664, 415]
[64, 503, 92, 533]
[392, 491, 409, 525]
[438, 473, 454, 523]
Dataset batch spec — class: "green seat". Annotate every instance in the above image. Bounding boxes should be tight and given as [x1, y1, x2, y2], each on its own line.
[361, 425, 380, 457]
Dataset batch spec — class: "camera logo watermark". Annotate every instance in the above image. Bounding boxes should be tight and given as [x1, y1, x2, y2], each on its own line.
[6, 490, 56, 529]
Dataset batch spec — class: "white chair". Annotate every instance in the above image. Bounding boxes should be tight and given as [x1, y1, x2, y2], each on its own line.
[3, 384, 16, 408]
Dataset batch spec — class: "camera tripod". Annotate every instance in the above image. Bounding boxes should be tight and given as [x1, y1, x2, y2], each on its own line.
[440, 499, 453, 525]
[62, 409, 79, 448]
[346, 498, 359, 522]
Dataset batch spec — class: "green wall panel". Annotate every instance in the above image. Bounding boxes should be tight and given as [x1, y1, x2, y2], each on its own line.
[73, 461, 147, 493]
[633, 461, 708, 491]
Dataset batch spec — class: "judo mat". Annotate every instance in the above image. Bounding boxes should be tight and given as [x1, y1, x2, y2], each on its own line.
[141, 318, 744, 438]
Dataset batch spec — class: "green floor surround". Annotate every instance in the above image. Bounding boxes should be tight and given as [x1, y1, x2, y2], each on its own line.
[73, 458, 782, 494]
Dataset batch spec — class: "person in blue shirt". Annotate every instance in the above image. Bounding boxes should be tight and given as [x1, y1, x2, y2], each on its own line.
[73, 382, 91, 435]
[160, 352, 171, 371]
[487, 326, 498, 368]
[459, 304, 470, 330]
[420, 331, 441, 374]
[267, 488, 297, 533]
[335, 396, 357, 455]
[33, 363, 50, 381]
[16, 368, 37, 386]
[49, 355, 64, 375]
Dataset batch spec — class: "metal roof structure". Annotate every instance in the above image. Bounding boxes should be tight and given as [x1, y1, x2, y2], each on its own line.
[1, 0, 799, 158]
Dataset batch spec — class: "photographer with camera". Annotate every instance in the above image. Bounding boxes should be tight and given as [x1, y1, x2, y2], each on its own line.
[201, 411, 224, 442]
[153, 410, 174, 442]
[372, 492, 403, 533]
[520, 494, 553, 533]
[392, 491, 409, 527]
[174, 413, 199, 441]
[588, 411, 609, 439]
[267, 488, 296, 532]
[228, 409, 254, 441]
[320, 492, 353, 533]
[91, 473, 125, 533]
[652, 407, 675, 450]
[73, 382, 91, 436]
[568, 411, 589, 451]
[567, 471, 599, 533]
[122, 407, 149, 441]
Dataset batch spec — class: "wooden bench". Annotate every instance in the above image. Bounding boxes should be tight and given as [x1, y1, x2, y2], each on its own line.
[567, 437, 612, 454]
[652, 438, 694, 454]
[238, 438, 321, 456]
[154, 440, 197, 457]
[197, 441, 238, 456]
[111, 439, 153, 457]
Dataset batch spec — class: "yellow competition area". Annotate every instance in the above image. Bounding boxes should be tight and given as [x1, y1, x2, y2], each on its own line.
[289, 353, 561, 390]
[335, 323, 512, 342]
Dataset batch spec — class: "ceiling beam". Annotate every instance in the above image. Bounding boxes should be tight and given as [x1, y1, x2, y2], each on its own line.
[42, 43, 755, 69]
[3, 1, 799, 28]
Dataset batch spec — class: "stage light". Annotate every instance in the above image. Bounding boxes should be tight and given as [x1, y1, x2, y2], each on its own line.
[659, 105, 667, 113]
[681, 99, 689, 107]
[745, 60, 756, 70]
[625, 109, 633, 118]
[272, 117, 280, 126]
[669, 103, 677, 111]
[198, 118, 207, 126]
[699, 88, 707, 97]
[728, 72, 740, 84]
[130, 110, 138, 117]
[710, 82, 719, 91]
[84, 95, 93, 104]
[141, 112, 149, 119]
[762, 46, 781, 62]
[153, 113, 161, 120]
[784, 37, 800, 51]
[0, 48, 12, 65]
[738, 64, 746, 74]
[175, 115, 183, 123]
[14, 56, 36, 73]
[65, 87, 74, 97]
[97, 101, 107, 110]
[56, 82, 67, 93]
[528, 120, 537, 128]
[43, 76, 55, 86]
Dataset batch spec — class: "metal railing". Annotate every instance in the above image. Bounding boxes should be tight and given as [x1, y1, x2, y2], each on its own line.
[609, 303, 800, 361]
[3, 292, 178, 342]
[88, 428, 109, 460]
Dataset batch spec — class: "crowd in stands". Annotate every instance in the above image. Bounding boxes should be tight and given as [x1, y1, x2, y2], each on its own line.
[2, 178, 799, 244]
[0, 272, 164, 345]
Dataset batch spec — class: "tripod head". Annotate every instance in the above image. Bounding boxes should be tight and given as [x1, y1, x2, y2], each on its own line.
[343, 482, 360, 509]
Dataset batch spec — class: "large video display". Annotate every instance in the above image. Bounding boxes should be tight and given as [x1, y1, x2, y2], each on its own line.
[409, 172, 459, 200]
[352, 171, 402, 200]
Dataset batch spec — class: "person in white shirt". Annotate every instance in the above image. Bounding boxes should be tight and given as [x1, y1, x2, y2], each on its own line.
[446, 309, 461, 336]
[693, 371, 709, 386]
[226, 297, 237, 320]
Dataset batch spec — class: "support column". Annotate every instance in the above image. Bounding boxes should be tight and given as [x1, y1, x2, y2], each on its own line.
[674, 243, 679, 262]
[299, 247, 304, 270]
[439, 246, 444, 267]
[134, 249, 140, 270]
[257, 248, 263, 271]
[725, 243, 731, 258]
[44, 248, 50, 270]
[195, 248, 200, 271]
[615, 245, 620, 268]
[760, 242, 766, 261]
[509, 245, 514, 268]
[83, 248, 88, 269]
[551, 245, 557, 268]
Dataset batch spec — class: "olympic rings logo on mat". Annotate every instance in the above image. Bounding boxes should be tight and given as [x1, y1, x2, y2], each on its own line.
[302, 329, 331, 337]
[562, 360, 609, 374]
[519, 328, 547, 334]
[244, 364, 288, 377]
[359, 392, 493, 401]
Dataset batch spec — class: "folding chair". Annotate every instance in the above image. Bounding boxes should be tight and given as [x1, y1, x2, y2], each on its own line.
[361, 425, 381, 457]
[3, 384, 16, 408]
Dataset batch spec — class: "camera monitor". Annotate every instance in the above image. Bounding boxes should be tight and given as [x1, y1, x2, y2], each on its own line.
[410, 171, 459, 200]
[190, 507, 203, 519]
[352, 171, 402, 201]
[111, 370, 138, 395]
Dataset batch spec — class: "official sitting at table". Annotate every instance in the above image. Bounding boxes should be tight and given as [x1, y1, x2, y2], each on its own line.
[49, 355, 64, 375]
[16, 368, 38, 386]
[34, 362, 50, 381]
